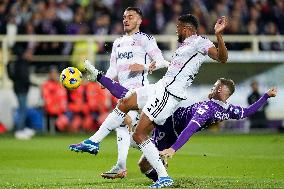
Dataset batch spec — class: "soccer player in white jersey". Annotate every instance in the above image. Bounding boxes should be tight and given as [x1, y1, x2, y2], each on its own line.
[97, 7, 170, 179]
[70, 14, 228, 188]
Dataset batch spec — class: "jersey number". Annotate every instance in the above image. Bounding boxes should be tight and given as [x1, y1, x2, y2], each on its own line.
[197, 108, 206, 115]
[197, 105, 209, 115]
[147, 98, 160, 113]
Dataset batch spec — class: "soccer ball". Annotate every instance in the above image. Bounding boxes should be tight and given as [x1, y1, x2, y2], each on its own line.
[60, 67, 82, 90]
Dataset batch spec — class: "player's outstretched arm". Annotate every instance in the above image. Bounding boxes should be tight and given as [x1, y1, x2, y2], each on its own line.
[160, 121, 200, 158]
[266, 87, 277, 97]
[208, 16, 228, 64]
[242, 87, 277, 118]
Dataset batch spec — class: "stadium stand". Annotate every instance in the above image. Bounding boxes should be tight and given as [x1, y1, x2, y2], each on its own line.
[0, 0, 283, 132]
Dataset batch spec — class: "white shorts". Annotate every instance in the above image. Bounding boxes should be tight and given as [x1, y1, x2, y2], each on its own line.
[136, 84, 155, 109]
[135, 80, 181, 125]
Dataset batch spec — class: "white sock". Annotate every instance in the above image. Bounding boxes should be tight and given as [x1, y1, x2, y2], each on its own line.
[138, 139, 168, 178]
[89, 108, 125, 143]
[115, 126, 130, 170]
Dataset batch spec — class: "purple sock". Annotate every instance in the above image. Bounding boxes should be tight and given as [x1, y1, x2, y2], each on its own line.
[145, 169, 158, 182]
[97, 74, 129, 99]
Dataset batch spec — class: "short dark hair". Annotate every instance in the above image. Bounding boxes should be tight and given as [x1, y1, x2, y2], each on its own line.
[178, 14, 199, 30]
[218, 78, 235, 95]
[125, 7, 143, 18]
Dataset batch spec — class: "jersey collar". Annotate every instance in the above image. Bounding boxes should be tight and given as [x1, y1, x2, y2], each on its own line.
[183, 34, 198, 43]
[125, 31, 140, 37]
[211, 99, 229, 109]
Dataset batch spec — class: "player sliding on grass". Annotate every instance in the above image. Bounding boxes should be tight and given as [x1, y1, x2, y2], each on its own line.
[70, 14, 228, 188]
[71, 71, 277, 181]
[141, 82, 277, 181]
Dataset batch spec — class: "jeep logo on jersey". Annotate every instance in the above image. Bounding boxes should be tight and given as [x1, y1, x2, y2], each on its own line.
[118, 52, 133, 59]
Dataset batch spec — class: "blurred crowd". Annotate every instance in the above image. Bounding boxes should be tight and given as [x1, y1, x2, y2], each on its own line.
[0, 0, 284, 60]
[41, 67, 117, 133]
[1, 0, 284, 35]
[7, 62, 118, 138]
[6, 54, 120, 139]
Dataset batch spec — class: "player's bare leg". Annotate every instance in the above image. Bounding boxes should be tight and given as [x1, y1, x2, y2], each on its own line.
[138, 155, 158, 182]
[138, 154, 169, 182]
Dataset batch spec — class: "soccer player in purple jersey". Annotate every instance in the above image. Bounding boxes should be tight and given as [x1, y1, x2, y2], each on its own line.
[73, 72, 277, 182]
[140, 78, 277, 181]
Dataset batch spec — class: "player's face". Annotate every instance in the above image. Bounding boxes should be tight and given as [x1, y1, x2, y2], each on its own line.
[208, 81, 221, 99]
[123, 10, 142, 34]
[176, 21, 195, 43]
[176, 21, 185, 43]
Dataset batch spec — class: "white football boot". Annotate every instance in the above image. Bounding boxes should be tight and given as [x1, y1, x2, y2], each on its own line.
[83, 59, 99, 82]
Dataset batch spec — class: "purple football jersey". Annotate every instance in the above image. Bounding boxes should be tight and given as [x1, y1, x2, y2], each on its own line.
[153, 99, 243, 150]
[174, 99, 244, 131]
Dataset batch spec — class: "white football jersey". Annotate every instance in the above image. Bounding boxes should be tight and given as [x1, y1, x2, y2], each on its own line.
[162, 35, 215, 99]
[106, 32, 168, 90]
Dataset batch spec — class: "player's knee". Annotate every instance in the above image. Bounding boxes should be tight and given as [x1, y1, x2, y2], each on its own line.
[117, 92, 138, 112]
[117, 99, 128, 112]
[117, 98, 132, 113]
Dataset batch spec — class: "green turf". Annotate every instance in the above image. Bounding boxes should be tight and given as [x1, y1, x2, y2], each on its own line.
[0, 133, 284, 188]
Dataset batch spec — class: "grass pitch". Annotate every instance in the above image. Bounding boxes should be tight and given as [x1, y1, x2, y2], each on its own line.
[0, 133, 284, 188]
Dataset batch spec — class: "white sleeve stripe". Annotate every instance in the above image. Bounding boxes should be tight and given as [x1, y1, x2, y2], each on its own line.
[241, 108, 244, 119]
[192, 120, 201, 127]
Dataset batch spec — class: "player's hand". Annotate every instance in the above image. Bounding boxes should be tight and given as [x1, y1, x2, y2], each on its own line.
[123, 115, 133, 132]
[267, 87, 277, 97]
[160, 148, 176, 159]
[129, 63, 144, 73]
[148, 61, 156, 74]
[214, 16, 228, 35]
